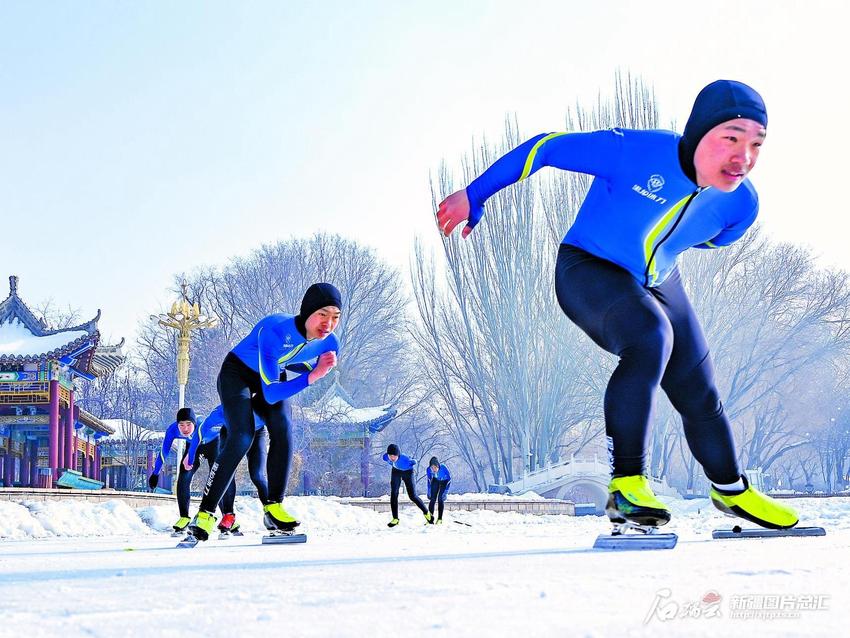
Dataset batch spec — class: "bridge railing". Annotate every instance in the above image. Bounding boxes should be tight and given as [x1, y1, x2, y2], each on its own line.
[503, 455, 610, 494]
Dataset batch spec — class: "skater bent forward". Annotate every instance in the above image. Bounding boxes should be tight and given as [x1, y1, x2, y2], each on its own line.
[437, 80, 798, 531]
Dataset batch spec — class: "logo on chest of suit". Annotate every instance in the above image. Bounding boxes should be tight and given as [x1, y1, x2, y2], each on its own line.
[647, 174, 665, 192]
[632, 174, 668, 205]
[283, 333, 292, 348]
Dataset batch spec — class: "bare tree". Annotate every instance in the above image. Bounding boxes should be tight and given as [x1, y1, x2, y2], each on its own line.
[411, 72, 659, 487]
[134, 233, 431, 494]
[31, 300, 81, 330]
[674, 232, 850, 487]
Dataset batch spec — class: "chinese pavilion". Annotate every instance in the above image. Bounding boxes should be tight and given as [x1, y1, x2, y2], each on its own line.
[0, 276, 124, 487]
[299, 381, 396, 496]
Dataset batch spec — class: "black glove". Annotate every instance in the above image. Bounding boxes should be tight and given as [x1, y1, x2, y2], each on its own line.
[148, 473, 159, 490]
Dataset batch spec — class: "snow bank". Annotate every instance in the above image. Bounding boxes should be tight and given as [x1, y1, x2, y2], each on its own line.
[0, 499, 154, 539]
[361, 490, 547, 502]
[3, 494, 848, 541]
[0, 493, 561, 540]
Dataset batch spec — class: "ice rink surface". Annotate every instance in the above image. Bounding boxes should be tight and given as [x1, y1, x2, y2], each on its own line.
[1, 495, 846, 637]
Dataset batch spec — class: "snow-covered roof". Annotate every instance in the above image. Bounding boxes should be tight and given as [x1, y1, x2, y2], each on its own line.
[100, 419, 166, 444]
[78, 408, 115, 435]
[90, 339, 126, 376]
[0, 275, 123, 375]
[300, 382, 396, 433]
[302, 394, 393, 423]
[0, 319, 88, 358]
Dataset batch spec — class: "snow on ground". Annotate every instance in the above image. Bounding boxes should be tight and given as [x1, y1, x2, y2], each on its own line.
[0, 495, 847, 637]
[349, 490, 548, 502]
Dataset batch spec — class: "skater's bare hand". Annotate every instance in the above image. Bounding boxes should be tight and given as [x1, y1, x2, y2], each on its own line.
[308, 351, 337, 384]
[183, 457, 193, 471]
[436, 189, 475, 239]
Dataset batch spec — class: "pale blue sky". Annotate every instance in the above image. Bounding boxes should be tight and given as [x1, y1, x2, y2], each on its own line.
[1, 1, 847, 345]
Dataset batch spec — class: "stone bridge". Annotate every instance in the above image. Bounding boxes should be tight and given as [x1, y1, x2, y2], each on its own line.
[496, 455, 680, 513]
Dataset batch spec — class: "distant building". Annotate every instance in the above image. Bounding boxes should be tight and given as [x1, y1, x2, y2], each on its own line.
[0, 276, 124, 487]
[98, 418, 178, 491]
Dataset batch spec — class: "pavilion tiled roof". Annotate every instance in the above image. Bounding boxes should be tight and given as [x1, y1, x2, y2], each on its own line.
[79, 408, 116, 436]
[0, 275, 124, 376]
[301, 381, 397, 435]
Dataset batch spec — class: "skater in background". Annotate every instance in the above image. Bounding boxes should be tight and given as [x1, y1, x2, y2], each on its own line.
[437, 80, 798, 531]
[185, 403, 271, 535]
[188, 283, 341, 541]
[382, 443, 431, 527]
[148, 407, 235, 534]
[426, 456, 451, 524]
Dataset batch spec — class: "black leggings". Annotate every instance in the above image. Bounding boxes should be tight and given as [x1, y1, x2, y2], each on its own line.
[213, 423, 271, 503]
[200, 353, 292, 513]
[428, 479, 450, 520]
[554, 244, 740, 484]
[244, 425, 270, 503]
[177, 438, 235, 518]
[390, 468, 428, 518]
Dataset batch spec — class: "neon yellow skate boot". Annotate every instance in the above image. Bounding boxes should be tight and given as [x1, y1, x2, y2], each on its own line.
[387, 518, 400, 528]
[710, 476, 798, 530]
[263, 502, 300, 531]
[607, 475, 671, 527]
[424, 511, 433, 524]
[187, 511, 217, 541]
[172, 516, 191, 532]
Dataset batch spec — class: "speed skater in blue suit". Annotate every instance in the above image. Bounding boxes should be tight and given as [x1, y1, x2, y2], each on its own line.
[436, 80, 798, 531]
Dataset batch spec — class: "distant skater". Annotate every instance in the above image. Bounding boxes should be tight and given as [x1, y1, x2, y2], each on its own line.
[382, 444, 431, 527]
[426, 456, 452, 524]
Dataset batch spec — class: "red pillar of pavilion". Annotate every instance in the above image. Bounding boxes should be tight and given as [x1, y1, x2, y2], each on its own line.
[3, 451, 14, 486]
[57, 414, 65, 473]
[68, 391, 77, 471]
[360, 436, 371, 497]
[30, 442, 39, 487]
[83, 440, 91, 478]
[48, 379, 60, 486]
[63, 412, 73, 472]
[21, 443, 30, 487]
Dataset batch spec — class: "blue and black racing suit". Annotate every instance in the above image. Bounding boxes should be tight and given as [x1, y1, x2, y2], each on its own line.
[382, 453, 429, 519]
[426, 464, 452, 521]
[188, 404, 271, 503]
[153, 420, 235, 518]
[465, 128, 752, 483]
[200, 314, 339, 514]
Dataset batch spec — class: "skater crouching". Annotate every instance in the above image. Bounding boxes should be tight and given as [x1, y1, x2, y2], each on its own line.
[187, 283, 342, 541]
[382, 444, 432, 527]
[426, 457, 451, 524]
[437, 79, 798, 531]
[148, 407, 236, 534]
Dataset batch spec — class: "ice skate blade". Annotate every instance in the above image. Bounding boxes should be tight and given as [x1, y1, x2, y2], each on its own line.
[261, 532, 307, 545]
[712, 526, 825, 540]
[176, 534, 201, 548]
[594, 523, 677, 550]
